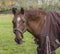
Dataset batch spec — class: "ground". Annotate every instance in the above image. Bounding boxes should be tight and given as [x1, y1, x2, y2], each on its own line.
[0, 14, 60, 54]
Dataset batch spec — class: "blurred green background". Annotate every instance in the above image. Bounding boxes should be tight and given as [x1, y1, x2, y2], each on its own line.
[0, 0, 60, 11]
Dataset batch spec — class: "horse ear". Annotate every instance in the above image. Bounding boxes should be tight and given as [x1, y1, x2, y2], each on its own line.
[12, 8, 17, 15]
[20, 8, 24, 14]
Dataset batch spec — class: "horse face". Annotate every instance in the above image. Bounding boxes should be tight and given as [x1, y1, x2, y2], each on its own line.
[12, 8, 26, 44]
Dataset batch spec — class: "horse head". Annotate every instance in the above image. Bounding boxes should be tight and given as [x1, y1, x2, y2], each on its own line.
[12, 8, 27, 44]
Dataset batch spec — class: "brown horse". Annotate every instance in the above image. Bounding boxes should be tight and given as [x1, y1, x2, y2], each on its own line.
[12, 8, 60, 54]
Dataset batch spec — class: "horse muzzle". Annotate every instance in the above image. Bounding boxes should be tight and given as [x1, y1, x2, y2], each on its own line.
[13, 28, 23, 44]
[15, 38, 23, 44]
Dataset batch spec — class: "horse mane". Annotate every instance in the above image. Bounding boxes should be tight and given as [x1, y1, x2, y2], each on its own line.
[25, 9, 46, 15]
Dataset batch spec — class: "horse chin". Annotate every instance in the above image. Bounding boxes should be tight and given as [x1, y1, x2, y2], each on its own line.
[15, 38, 23, 44]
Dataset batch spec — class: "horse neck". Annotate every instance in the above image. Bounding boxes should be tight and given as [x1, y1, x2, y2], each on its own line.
[26, 11, 46, 36]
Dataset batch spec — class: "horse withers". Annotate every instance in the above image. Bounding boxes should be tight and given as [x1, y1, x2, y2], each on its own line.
[12, 8, 58, 54]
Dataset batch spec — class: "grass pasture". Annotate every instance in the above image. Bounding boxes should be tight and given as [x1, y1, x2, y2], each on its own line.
[0, 14, 60, 54]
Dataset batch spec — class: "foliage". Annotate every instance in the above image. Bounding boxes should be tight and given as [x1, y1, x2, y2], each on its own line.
[0, 0, 60, 11]
[0, 0, 16, 11]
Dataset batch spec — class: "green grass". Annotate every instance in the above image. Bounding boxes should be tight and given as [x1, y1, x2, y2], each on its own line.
[0, 14, 60, 54]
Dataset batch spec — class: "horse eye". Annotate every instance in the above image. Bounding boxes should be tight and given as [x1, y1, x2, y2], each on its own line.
[23, 20, 26, 23]
[23, 21, 25, 23]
